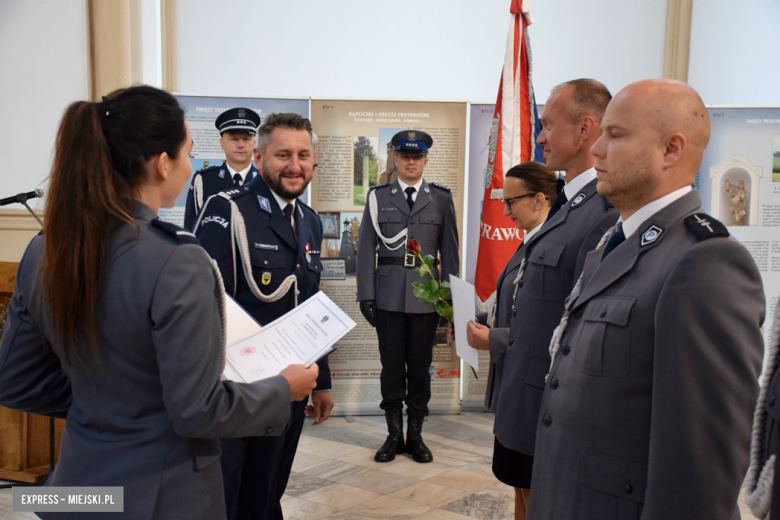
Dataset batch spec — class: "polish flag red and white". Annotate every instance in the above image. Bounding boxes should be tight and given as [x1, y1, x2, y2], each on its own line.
[474, 0, 540, 306]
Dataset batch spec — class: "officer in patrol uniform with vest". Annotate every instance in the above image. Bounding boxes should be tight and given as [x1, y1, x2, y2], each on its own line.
[528, 80, 764, 520]
[183, 107, 261, 230]
[357, 130, 459, 464]
[194, 113, 332, 520]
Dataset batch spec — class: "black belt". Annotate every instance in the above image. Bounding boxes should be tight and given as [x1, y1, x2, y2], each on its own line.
[378, 256, 439, 268]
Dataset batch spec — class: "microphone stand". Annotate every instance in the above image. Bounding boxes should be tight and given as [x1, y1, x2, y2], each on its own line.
[20, 199, 44, 228]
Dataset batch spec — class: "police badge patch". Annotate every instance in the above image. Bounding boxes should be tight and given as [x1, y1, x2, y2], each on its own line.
[640, 225, 664, 246]
[258, 196, 272, 214]
[570, 192, 587, 208]
[261, 272, 272, 285]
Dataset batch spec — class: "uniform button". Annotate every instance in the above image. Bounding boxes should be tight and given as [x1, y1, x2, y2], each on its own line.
[574, 309, 583, 318]
[430, 218, 435, 222]
[513, 310, 517, 318]
[266, 427, 274, 435]
[562, 345, 571, 355]
[543, 415, 552, 426]
[551, 378, 559, 389]
[539, 252, 546, 260]
[624, 482, 633, 494]
[315, 266, 318, 271]
[409, 235, 414, 239]
[297, 264, 301, 270]
[264, 260, 268, 265]
[518, 280, 524, 288]
[509, 338, 514, 346]
[770, 396, 776, 406]
[600, 310, 607, 318]
[410, 221, 414, 225]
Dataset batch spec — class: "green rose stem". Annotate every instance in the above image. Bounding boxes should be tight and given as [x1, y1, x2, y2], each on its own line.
[407, 243, 478, 380]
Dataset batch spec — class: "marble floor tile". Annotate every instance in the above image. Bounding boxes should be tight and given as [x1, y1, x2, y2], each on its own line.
[299, 483, 381, 510]
[468, 432, 496, 448]
[335, 448, 402, 469]
[426, 468, 499, 492]
[303, 459, 370, 482]
[340, 469, 419, 494]
[327, 429, 388, 450]
[442, 488, 513, 520]
[298, 439, 365, 458]
[414, 431, 459, 447]
[281, 497, 337, 520]
[426, 454, 471, 468]
[378, 459, 454, 480]
[292, 451, 331, 471]
[425, 424, 487, 441]
[460, 459, 495, 478]
[346, 495, 433, 520]
[0, 512, 40, 520]
[303, 424, 361, 441]
[390, 480, 468, 508]
[448, 440, 493, 458]
[429, 447, 484, 463]
[322, 511, 377, 520]
[487, 482, 515, 500]
[412, 509, 474, 520]
[0, 492, 12, 510]
[285, 472, 333, 497]
[298, 434, 324, 447]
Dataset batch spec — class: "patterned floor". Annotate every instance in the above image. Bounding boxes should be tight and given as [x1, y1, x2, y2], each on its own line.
[0, 412, 761, 519]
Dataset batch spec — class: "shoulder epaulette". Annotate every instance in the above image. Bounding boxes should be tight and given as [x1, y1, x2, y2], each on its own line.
[196, 164, 220, 174]
[430, 182, 450, 192]
[371, 183, 390, 191]
[219, 186, 252, 199]
[684, 213, 729, 241]
[151, 218, 199, 245]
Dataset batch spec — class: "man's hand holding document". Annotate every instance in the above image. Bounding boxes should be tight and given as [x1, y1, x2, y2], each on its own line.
[223, 292, 355, 393]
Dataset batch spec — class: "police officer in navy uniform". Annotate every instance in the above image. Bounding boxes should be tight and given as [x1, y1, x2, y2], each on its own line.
[357, 130, 460, 464]
[195, 113, 333, 520]
[183, 107, 261, 230]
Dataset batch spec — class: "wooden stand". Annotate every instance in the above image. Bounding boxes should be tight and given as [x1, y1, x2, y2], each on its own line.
[0, 261, 65, 484]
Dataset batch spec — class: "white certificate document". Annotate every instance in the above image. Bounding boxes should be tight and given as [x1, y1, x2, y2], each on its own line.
[449, 275, 479, 371]
[224, 292, 355, 383]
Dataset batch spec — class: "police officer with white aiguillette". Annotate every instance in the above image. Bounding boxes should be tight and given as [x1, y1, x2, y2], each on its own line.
[357, 130, 459, 464]
[183, 107, 261, 230]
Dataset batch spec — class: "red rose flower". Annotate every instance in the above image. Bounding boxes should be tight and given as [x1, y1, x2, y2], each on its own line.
[407, 240, 420, 254]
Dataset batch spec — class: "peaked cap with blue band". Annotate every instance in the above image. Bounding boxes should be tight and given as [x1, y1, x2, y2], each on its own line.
[215, 107, 261, 135]
[391, 130, 433, 155]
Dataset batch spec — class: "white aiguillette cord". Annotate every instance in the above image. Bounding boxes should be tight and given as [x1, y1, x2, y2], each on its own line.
[547, 227, 614, 367]
[368, 189, 408, 251]
[194, 194, 299, 307]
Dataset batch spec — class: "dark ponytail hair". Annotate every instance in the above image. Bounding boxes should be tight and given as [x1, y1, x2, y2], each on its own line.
[505, 161, 559, 205]
[42, 85, 186, 365]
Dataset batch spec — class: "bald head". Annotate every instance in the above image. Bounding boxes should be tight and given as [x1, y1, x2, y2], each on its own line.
[590, 79, 710, 218]
[619, 79, 710, 167]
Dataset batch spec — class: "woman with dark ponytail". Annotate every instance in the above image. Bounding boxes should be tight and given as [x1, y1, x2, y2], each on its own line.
[0, 85, 317, 519]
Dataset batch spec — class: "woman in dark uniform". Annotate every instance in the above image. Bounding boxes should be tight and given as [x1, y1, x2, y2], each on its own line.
[466, 162, 558, 520]
[0, 86, 318, 519]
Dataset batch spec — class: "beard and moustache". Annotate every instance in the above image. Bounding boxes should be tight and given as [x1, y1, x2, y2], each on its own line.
[261, 164, 309, 200]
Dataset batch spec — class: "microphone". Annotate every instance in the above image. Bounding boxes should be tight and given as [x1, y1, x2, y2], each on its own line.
[0, 189, 44, 207]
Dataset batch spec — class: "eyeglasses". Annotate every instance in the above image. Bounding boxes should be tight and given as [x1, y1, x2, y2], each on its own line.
[503, 193, 535, 210]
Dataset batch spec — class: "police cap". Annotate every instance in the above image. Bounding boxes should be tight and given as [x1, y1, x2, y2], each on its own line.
[391, 130, 433, 155]
[215, 107, 261, 135]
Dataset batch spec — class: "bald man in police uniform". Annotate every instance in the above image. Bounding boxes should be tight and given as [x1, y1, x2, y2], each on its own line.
[528, 80, 765, 520]
[183, 107, 261, 230]
[357, 130, 459, 464]
[195, 113, 332, 520]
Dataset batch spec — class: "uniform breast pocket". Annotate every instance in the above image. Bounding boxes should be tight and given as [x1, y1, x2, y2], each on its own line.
[419, 214, 442, 240]
[577, 449, 646, 520]
[523, 241, 566, 301]
[378, 210, 404, 236]
[250, 249, 286, 287]
[573, 296, 636, 378]
[306, 255, 322, 275]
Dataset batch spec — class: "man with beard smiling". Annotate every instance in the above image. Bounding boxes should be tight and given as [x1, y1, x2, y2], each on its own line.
[195, 113, 332, 520]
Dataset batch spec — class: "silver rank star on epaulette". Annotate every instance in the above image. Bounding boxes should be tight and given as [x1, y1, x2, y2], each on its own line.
[429, 182, 450, 191]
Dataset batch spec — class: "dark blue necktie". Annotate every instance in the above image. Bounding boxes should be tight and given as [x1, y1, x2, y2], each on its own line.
[405, 187, 416, 210]
[233, 173, 242, 187]
[283, 204, 297, 243]
[546, 190, 568, 222]
[601, 225, 625, 260]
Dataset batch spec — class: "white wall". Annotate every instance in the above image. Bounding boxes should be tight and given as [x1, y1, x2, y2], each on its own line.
[689, 0, 780, 105]
[0, 0, 90, 209]
[176, 0, 667, 102]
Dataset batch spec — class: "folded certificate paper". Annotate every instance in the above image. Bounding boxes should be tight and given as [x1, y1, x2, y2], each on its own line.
[223, 292, 355, 383]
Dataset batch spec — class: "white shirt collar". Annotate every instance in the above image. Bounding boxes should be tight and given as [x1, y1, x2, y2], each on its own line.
[226, 162, 253, 183]
[523, 221, 544, 243]
[396, 177, 424, 201]
[269, 189, 295, 215]
[619, 186, 692, 239]
[563, 167, 597, 201]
